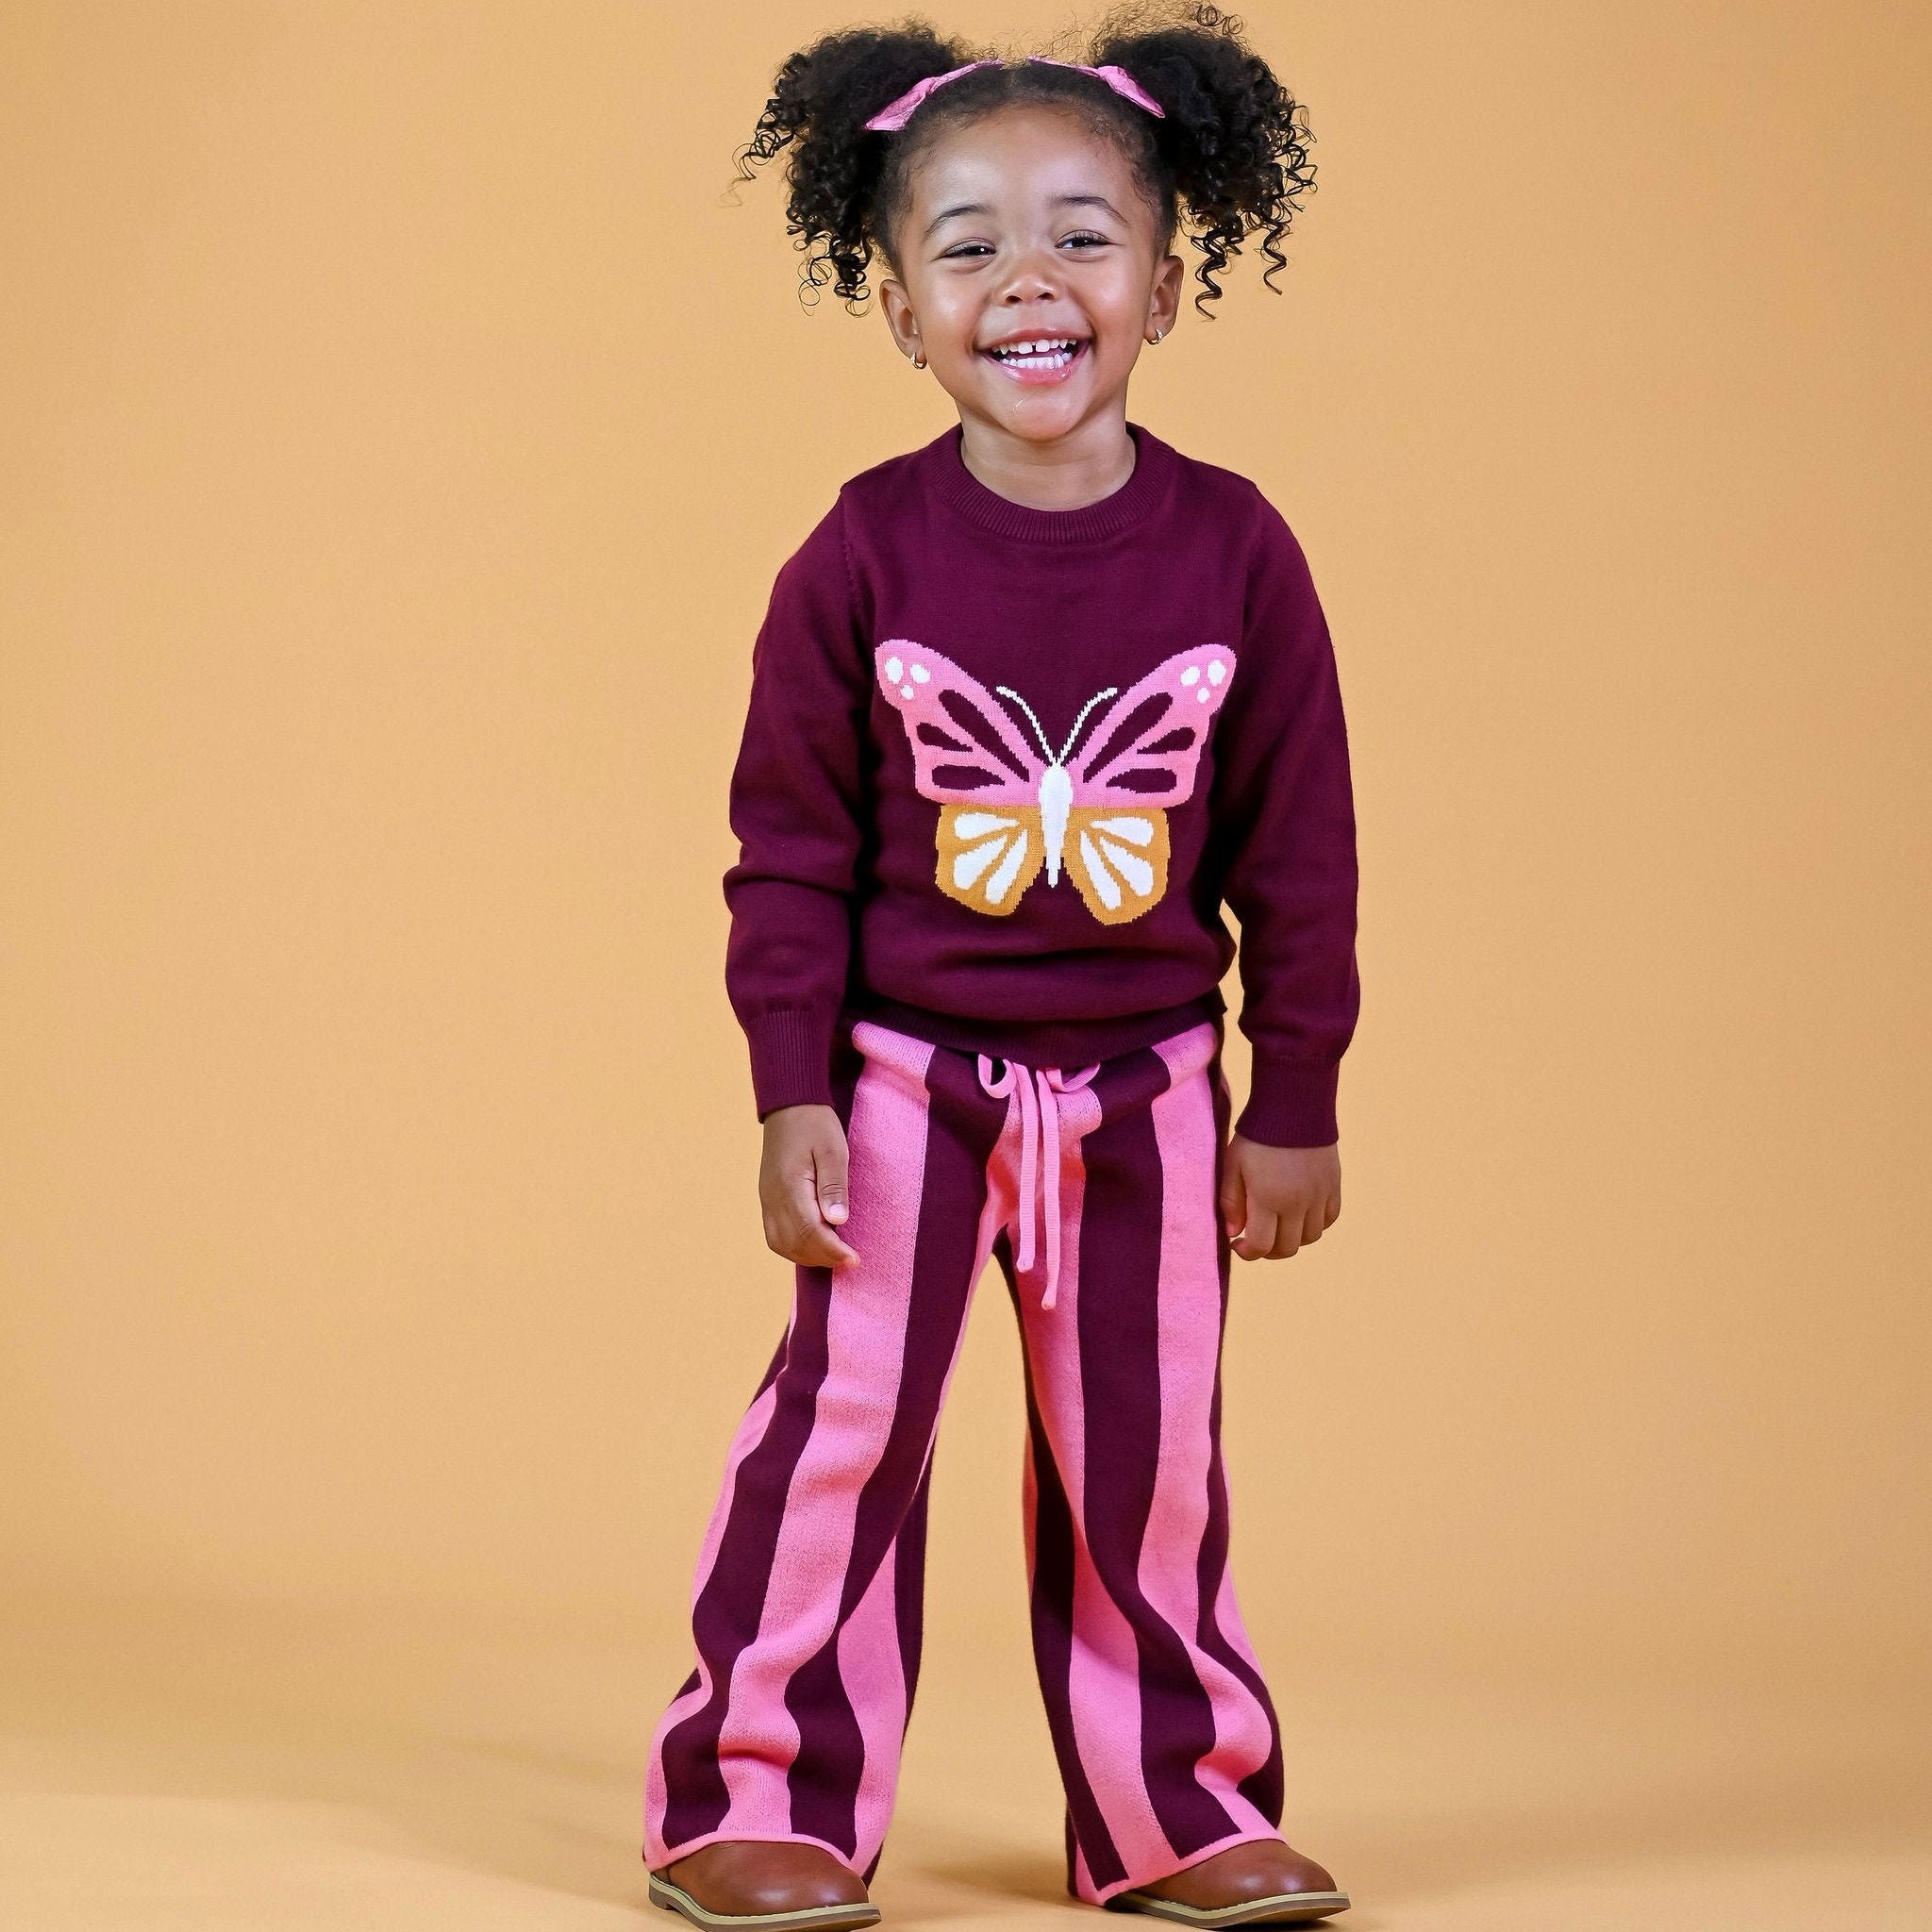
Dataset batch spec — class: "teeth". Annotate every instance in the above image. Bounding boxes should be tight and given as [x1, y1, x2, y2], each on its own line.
[991, 337, 1079, 358]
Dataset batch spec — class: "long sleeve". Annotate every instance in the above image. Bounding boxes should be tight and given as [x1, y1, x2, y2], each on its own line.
[1208, 495, 1361, 1146]
[721, 498, 871, 1118]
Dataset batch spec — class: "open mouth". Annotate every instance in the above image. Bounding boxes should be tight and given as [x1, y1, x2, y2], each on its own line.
[981, 335, 1090, 379]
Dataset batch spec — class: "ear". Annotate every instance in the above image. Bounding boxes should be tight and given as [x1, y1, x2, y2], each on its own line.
[1147, 250, 1184, 341]
[877, 275, 924, 365]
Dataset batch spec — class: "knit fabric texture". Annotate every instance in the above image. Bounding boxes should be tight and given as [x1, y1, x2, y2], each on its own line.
[723, 422, 1359, 1147]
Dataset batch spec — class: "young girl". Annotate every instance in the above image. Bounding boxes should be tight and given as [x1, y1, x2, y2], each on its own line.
[645, 7, 1359, 1926]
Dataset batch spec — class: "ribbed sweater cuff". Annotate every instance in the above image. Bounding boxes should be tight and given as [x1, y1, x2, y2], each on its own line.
[744, 1008, 837, 1119]
[1235, 1055, 1341, 1148]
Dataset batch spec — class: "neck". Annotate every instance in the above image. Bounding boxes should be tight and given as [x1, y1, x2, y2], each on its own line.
[955, 408, 1138, 511]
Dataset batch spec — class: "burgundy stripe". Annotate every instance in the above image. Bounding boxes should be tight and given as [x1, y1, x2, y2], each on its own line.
[784, 1043, 1006, 1851]
[1087, 1039, 1178, 1126]
[656, 1027, 869, 1849]
[657, 1269, 834, 1843]
[894, 1452, 935, 1721]
[1075, 1048, 1241, 1859]
[1004, 1228, 1126, 1892]
[859, 1453, 935, 1889]
[1198, 1364, 1284, 1817]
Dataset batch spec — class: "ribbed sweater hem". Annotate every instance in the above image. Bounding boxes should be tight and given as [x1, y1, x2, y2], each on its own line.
[744, 1007, 838, 1118]
[1235, 1054, 1341, 1147]
[840, 989, 1227, 1074]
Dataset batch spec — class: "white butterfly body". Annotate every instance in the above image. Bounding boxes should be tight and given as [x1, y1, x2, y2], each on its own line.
[1037, 762, 1074, 883]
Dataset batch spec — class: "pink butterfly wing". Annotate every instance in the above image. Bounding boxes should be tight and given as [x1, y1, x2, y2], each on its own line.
[874, 640, 1045, 808]
[1066, 644, 1236, 807]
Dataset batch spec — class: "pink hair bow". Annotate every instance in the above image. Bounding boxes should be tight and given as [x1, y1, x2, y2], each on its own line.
[861, 58, 998, 131]
[1025, 57, 1166, 118]
[862, 55, 1166, 133]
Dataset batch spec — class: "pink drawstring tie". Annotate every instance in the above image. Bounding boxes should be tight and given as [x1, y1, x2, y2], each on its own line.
[976, 1054, 1099, 1309]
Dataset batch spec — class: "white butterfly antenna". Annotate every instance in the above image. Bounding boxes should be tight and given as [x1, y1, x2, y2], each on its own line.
[1055, 686, 1120, 764]
[995, 684, 1122, 767]
[994, 686, 1057, 763]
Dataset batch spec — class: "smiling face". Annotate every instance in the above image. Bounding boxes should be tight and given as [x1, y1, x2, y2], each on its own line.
[875, 105, 1183, 449]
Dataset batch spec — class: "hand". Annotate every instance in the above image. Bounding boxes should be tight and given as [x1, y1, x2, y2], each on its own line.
[759, 1104, 860, 1270]
[1219, 1132, 1341, 1262]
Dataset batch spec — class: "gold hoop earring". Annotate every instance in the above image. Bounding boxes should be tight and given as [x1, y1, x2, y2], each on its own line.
[1147, 325, 1166, 344]
[910, 348, 926, 369]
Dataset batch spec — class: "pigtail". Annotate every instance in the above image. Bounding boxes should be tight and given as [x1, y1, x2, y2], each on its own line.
[1091, 3, 1317, 313]
[734, 20, 974, 308]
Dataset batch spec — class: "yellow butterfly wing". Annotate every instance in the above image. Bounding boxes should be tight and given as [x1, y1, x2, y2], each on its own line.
[1065, 807, 1171, 925]
[936, 804, 1047, 916]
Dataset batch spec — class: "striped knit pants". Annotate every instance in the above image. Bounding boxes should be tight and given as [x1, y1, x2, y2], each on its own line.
[644, 1014, 1286, 1905]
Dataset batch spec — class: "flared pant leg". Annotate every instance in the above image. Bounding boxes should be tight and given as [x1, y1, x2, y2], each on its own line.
[644, 1019, 1007, 1878]
[991, 1018, 1288, 1906]
[644, 1015, 1289, 1902]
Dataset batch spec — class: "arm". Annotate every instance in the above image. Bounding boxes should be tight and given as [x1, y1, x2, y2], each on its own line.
[1208, 495, 1360, 1253]
[1211, 493, 1360, 1146]
[723, 499, 872, 1272]
[722, 496, 871, 1120]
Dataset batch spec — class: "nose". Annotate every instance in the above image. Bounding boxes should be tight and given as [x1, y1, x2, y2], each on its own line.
[993, 242, 1065, 306]
[991, 270, 1071, 334]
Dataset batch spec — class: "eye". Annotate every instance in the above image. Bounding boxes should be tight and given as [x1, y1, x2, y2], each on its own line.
[938, 233, 1110, 258]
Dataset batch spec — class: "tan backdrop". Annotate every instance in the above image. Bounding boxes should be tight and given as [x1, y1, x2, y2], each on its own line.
[2, 4, 1927, 1928]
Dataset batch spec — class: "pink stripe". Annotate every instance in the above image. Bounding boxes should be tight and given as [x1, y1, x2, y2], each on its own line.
[832, 1091, 1009, 1869]
[712, 1029, 936, 1836]
[645, 1374, 784, 1860]
[837, 1508, 908, 1869]
[1211, 1564, 1270, 1687]
[1012, 1096, 1173, 1880]
[1146, 1032, 1276, 1817]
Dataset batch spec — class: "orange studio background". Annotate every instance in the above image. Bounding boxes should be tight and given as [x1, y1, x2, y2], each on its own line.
[2, 3, 1927, 1927]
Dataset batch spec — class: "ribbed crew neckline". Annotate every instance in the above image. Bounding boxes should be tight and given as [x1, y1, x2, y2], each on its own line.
[924, 421, 1175, 543]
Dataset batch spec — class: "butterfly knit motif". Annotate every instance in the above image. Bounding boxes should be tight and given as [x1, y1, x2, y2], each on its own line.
[874, 641, 1236, 924]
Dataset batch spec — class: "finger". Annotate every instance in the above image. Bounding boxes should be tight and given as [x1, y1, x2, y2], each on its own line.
[778, 1170, 823, 1250]
[766, 1183, 857, 1271]
[813, 1136, 850, 1227]
[1233, 1208, 1277, 1262]
[1219, 1162, 1247, 1243]
[1265, 1204, 1310, 1259]
[793, 1221, 860, 1271]
[763, 1207, 810, 1261]
[1301, 1206, 1325, 1247]
[767, 1199, 858, 1269]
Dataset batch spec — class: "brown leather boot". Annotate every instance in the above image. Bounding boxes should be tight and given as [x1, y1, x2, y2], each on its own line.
[648, 1840, 880, 1931]
[1108, 1838, 1351, 1925]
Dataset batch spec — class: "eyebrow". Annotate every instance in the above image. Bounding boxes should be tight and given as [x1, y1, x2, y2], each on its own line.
[923, 192, 1126, 240]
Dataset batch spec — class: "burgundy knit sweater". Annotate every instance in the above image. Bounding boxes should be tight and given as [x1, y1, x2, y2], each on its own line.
[721, 420, 1360, 1147]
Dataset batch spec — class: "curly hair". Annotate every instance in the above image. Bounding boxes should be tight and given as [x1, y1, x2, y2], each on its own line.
[731, 4, 1317, 317]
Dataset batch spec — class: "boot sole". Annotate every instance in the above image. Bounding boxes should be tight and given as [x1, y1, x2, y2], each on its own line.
[1108, 1889, 1352, 1926]
[648, 1874, 881, 1932]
